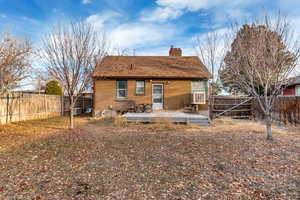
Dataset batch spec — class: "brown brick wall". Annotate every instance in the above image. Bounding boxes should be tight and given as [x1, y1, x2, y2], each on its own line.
[283, 86, 295, 96]
[93, 79, 208, 116]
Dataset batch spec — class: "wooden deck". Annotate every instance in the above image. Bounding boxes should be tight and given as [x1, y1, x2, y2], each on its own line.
[123, 112, 210, 126]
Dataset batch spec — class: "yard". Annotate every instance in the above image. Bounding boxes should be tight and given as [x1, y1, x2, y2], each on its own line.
[0, 117, 299, 200]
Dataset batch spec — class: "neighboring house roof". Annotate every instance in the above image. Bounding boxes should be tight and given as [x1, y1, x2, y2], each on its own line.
[93, 56, 212, 79]
[287, 76, 300, 86]
[13, 90, 45, 94]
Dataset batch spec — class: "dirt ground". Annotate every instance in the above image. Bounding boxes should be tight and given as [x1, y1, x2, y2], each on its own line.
[0, 117, 299, 200]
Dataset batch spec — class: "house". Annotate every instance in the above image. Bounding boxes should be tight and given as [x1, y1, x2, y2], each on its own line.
[13, 90, 46, 94]
[283, 76, 300, 96]
[92, 47, 212, 116]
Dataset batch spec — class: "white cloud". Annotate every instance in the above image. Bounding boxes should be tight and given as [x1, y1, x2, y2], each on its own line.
[140, 7, 183, 22]
[277, 0, 300, 16]
[291, 17, 300, 33]
[156, 0, 209, 11]
[137, 45, 196, 56]
[84, 1, 264, 56]
[86, 11, 121, 29]
[109, 23, 179, 48]
[20, 16, 40, 25]
[141, 0, 256, 23]
[82, 0, 92, 4]
[137, 46, 169, 56]
[85, 11, 181, 50]
[211, 7, 251, 29]
[156, 0, 244, 11]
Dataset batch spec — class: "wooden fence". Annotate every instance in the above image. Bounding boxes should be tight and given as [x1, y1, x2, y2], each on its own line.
[0, 94, 93, 124]
[0, 93, 63, 124]
[63, 96, 93, 116]
[252, 96, 300, 124]
[211, 96, 300, 125]
[210, 96, 253, 119]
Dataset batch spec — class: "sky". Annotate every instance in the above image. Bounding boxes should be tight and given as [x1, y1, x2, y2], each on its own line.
[1, 0, 300, 57]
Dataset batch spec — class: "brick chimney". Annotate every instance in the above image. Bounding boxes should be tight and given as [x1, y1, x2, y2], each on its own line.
[169, 46, 182, 57]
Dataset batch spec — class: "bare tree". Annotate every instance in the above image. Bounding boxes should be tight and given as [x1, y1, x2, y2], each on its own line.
[112, 46, 136, 56]
[195, 31, 226, 83]
[31, 68, 49, 93]
[0, 32, 32, 94]
[220, 14, 300, 140]
[40, 21, 108, 128]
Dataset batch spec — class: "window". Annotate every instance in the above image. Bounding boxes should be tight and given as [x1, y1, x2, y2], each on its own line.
[191, 80, 207, 103]
[116, 80, 127, 99]
[136, 80, 145, 95]
[296, 85, 300, 96]
[192, 91, 206, 104]
[191, 80, 206, 93]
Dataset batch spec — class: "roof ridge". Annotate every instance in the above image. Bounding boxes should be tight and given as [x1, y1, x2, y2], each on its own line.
[105, 55, 198, 57]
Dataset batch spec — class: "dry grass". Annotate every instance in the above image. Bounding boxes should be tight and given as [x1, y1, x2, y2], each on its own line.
[0, 116, 299, 199]
[90, 116, 289, 136]
[89, 115, 128, 127]
[0, 116, 88, 152]
[150, 118, 183, 130]
[113, 115, 128, 127]
[186, 117, 287, 135]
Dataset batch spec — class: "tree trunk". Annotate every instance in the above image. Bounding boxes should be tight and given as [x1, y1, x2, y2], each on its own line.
[265, 113, 273, 141]
[69, 96, 74, 129]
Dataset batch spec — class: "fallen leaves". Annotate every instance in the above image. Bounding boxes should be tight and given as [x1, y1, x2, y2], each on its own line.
[0, 117, 299, 199]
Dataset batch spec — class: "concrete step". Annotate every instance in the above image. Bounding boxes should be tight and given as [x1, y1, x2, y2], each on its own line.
[125, 116, 211, 126]
[188, 119, 210, 126]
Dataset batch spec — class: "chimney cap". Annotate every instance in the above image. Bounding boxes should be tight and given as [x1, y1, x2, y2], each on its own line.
[169, 46, 182, 57]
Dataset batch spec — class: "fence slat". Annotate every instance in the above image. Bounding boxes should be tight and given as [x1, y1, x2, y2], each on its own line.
[252, 96, 300, 125]
[211, 96, 253, 119]
[0, 93, 63, 124]
[0, 94, 93, 124]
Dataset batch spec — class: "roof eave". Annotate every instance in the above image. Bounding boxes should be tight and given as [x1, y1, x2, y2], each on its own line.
[93, 75, 211, 80]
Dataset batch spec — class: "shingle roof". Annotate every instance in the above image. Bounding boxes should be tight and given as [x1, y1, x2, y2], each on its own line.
[93, 56, 212, 79]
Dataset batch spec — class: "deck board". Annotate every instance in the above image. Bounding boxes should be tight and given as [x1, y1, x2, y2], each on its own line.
[123, 112, 210, 126]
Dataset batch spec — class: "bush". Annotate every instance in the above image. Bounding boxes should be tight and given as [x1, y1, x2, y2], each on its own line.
[45, 80, 63, 95]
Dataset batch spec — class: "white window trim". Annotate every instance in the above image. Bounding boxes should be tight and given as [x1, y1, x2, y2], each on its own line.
[136, 80, 145, 95]
[116, 80, 128, 99]
[152, 83, 164, 110]
[192, 91, 206, 104]
[191, 80, 206, 99]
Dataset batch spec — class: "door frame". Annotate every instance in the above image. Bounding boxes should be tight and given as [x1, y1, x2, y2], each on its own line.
[152, 83, 164, 110]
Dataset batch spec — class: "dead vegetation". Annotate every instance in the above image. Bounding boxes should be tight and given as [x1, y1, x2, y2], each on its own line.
[188, 117, 288, 135]
[0, 116, 88, 152]
[0, 116, 299, 199]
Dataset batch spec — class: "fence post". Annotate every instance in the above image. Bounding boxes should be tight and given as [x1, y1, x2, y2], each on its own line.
[83, 96, 85, 114]
[6, 94, 9, 123]
[44, 94, 47, 117]
[251, 98, 254, 120]
[209, 95, 214, 120]
[61, 96, 64, 116]
[18, 95, 21, 121]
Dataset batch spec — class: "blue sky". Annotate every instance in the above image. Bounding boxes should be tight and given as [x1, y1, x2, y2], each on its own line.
[0, 0, 300, 56]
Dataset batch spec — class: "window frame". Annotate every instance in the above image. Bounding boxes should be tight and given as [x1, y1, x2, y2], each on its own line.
[296, 85, 300, 96]
[135, 80, 145, 95]
[191, 80, 206, 93]
[116, 80, 128, 99]
[191, 80, 208, 102]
